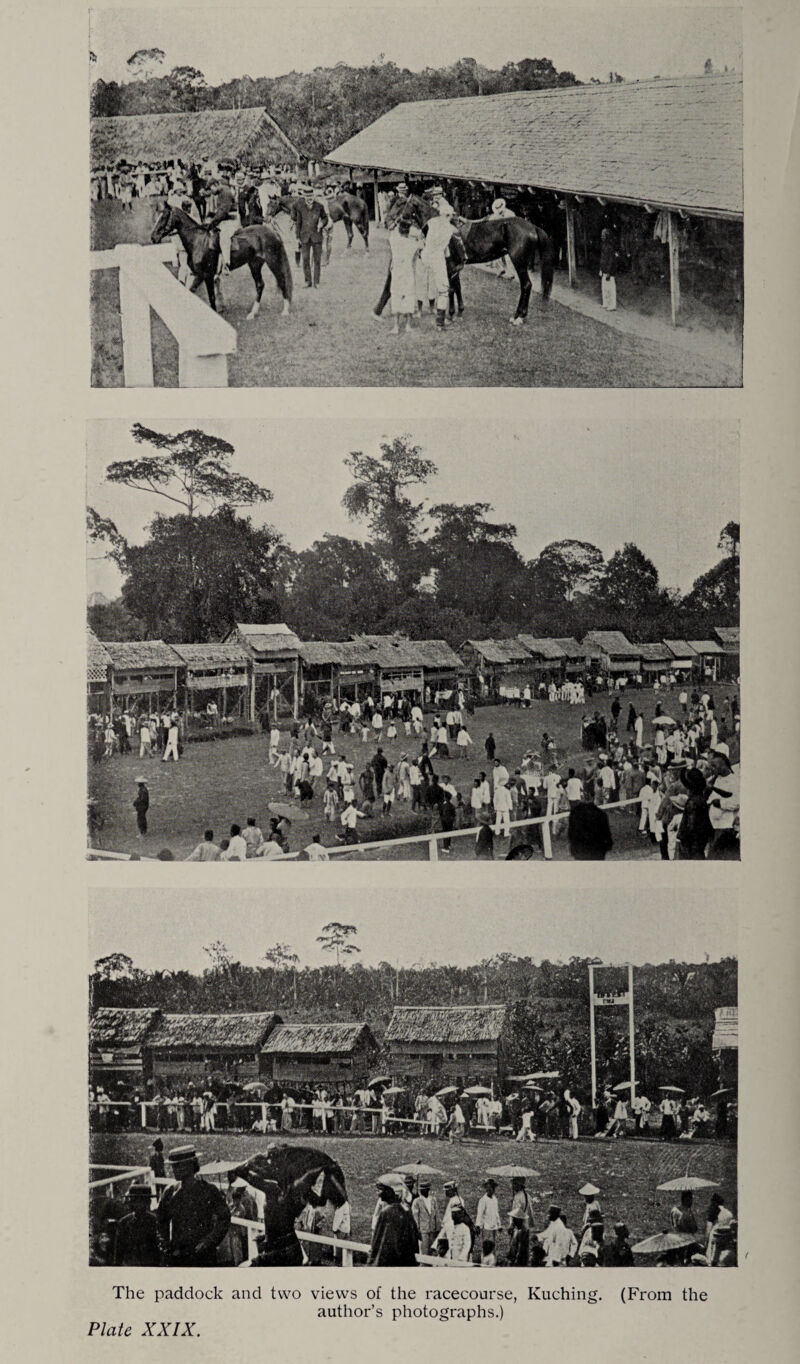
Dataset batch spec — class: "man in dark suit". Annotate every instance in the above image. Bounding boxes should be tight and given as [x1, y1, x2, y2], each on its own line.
[293, 184, 329, 287]
[567, 787, 614, 860]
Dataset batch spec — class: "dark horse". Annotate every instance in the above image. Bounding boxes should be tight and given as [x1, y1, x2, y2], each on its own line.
[234, 1145, 348, 1267]
[151, 202, 293, 321]
[327, 192, 370, 258]
[411, 198, 554, 323]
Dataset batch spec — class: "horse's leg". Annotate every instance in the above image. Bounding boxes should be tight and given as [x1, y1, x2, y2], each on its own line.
[510, 257, 531, 324]
[264, 244, 292, 316]
[358, 215, 369, 251]
[344, 215, 353, 249]
[246, 257, 264, 320]
[324, 226, 334, 267]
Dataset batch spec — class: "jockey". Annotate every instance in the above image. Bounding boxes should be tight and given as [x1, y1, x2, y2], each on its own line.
[207, 174, 239, 271]
[490, 197, 516, 279]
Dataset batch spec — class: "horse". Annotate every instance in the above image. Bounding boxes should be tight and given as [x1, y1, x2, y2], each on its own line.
[234, 1145, 348, 1267]
[150, 202, 293, 321]
[452, 214, 555, 323]
[327, 192, 370, 257]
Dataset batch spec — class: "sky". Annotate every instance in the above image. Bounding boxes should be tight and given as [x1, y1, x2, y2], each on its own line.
[86, 417, 739, 599]
[89, 887, 737, 972]
[89, 6, 742, 87]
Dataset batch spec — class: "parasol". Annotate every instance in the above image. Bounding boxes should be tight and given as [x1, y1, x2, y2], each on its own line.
[613, 1081, 634, 1091]
[659, 1085, 685, 1093]
[523, 1082, 544, 1091]
[393, 1162, 444, 1179]
[710, 1088, 734, 1100]
[631, 1230, 701, 1255]
[652, 716, 677, 727]
[376, 1172, 407, 1194]
[656, 1176, 720, 1193]
[382, 1086, 406, 1097]
[485, 1165, 539, 1179]
[198, 1160, 242, 1178]
[368, 1075, 391, 1088]
[529, 1070, 561, 1080]
[242, 1081, 268, 1094]
[267, 801, 309, 822]
[434, 1086, 458, 1097]
[462, 1085, 493, 1097]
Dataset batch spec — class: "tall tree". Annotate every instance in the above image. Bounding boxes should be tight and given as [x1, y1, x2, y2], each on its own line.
[263, 943, 300, 1004]
[107, 425, 273, 641]
[285, 535, 393, 638]
[126, 48, 165, 81]
[87, 506, 128, 569]
[342, 437, 435, 597]
[533, 539, 605, 602]
[598, 542, 662, 615]
[429, 502, 525, 620]
[316, 922, 360, 972]
[718, 521, 740, 558]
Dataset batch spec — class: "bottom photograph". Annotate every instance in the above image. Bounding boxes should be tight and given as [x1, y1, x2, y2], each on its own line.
[89, 888, 737, 1269]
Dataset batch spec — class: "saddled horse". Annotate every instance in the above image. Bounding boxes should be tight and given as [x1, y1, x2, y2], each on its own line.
[234, 1145, 349, 1267]
[150, 202, 293, 320]
[408, 196, 554, 323]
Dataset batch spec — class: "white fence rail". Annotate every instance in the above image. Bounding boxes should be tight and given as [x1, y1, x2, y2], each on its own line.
[91, 242, 236, 387]
[87, 796, 644, 863]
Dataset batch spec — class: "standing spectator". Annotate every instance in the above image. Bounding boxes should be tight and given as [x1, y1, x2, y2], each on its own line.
[133, 778, 149, 839]
[567, 789, 613, 860]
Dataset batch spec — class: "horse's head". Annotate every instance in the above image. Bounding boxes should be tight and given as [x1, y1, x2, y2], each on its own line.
[150, 200, 175, 244]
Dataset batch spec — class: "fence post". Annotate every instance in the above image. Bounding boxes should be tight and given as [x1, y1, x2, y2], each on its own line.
[428, 835, 439, 862]
[542, 819, 553, 861]
[116, 245, 155, 387]
[140, 1102, 147, 1129]
[341, 1246, 354, 1268]
[261, 1102, 267, 1127]
[178, 348, 229, 388]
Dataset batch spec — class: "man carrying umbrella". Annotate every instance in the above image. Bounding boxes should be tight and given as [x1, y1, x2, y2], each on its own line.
[156, 1147, 231, 1268]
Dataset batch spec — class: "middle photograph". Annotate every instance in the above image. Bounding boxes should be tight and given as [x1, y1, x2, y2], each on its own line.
[86, 416, 740, 864]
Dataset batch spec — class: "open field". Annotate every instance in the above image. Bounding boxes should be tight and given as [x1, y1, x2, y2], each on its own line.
[90, 200, 738, 388]
[88, 689, 741, 859]
[91, 1127, 737, 1261]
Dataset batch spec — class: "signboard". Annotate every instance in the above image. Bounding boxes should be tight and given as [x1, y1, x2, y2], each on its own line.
[593, 991, 631, 1006]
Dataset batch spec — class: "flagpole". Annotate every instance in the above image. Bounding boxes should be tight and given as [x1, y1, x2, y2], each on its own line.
[589, 962, 597, 1109]
[628, 963, 636, 1105]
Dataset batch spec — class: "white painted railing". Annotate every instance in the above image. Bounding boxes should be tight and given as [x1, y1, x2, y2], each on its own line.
[91, 242, 237, 387]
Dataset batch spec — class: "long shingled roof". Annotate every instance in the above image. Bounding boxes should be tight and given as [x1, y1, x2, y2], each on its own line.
[327, 74, 742, 218]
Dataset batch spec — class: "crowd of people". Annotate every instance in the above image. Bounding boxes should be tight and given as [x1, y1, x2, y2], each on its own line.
[88, 680, 740, 860]
[92, 1141, 737, 1270]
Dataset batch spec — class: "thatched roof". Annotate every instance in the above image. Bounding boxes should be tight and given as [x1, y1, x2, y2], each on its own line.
[465, 638, 533, 666]
[553, 636, 591, 659]
[663, 639, 698, 659]
[171, 642, 250, 669]
[385, 1005, 507, 1044]
[148, 1012, 281, 1050]
[328, 74, 742, 219]
[408, 639, 464, 669]
[350, 634, 461, 670]
[90, 1007, 161, 1049]
[103, 639, 182, 670]
[714, 626, 740, 651]
[638, 642, 671, 662]
[87, 628, 112, 684]
[262, 1022, 377, 1055]
[91, 107, 302, 170]
[582, 630, 639, 656]
[229, 623, 302, 659]
[516, 635, 567, 661]
[687, 639, 724, 655]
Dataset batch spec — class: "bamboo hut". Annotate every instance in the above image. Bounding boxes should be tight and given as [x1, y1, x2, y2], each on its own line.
[385, 1005, 508, 1086]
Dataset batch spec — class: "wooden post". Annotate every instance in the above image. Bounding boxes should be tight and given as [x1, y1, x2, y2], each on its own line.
[565, 198, 578, 288]
[117, 246, 155, 386]
[373, 169, 381, 225]
[293, 661, 299, 719]
[541, 818, 553, 861]
[667, 210, 681, 326]
[428, 836, 439, 862]
[178, 349, 229, 387]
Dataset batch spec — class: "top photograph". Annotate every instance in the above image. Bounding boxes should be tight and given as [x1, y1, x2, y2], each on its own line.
[89, 7, 743, 388]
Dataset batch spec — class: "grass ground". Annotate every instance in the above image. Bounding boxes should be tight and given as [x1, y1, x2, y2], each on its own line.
[90, 200, 738, 388]
[90, 1127, 737, 1259]
[89, 689, 729, 859]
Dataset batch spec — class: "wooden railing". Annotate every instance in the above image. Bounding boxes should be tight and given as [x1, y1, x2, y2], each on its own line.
[90, 242, 237, 387]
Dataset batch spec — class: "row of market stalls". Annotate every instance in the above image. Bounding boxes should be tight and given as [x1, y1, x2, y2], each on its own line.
[88, 624, 740, 721]
[462, 627, 739, 699]
[89, 1005, 508, 1090]
[326, 73, 743, 329]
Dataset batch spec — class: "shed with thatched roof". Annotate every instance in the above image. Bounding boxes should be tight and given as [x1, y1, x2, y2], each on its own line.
[87, 628, 113, 715]
[103, 639, 183, 710]
[298, 635, 464, 705]
[713, 626, 740, 679]
[461, 638, 537, 697]
[261, 1022, 379, 1087]
[582, 630, 642, 676]
[91, 107, 304, 172]
[385, 1005, 508, 1085]
[171, 641, 252, 730]
[687, 639, 724, 682]
[224, 623, 302, 722]
[90, 1007, 162, 1084]
[145, 1011, 283, 1084]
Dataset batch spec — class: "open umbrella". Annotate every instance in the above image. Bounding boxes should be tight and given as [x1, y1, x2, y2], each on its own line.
[631, 1230, 701, 1256]
[507, 1074, 538, 1083]
[462, 1085, 492, 1097]
[659, 1085, 685, 1094]
[613, 1081, 633, 1091]
[242, 1081, 268, 1094]
[529, 1070, 561, 1080]
[382, 1086, 406, 1097]
[435, 1086, 458, 1098]
[368, 1075, 391, 1088]
[710, 1088, 734, 1100]
[652, 715, 677, 727]
[393, 1162, 444, 1179]
[198, 1160, 242, 1178]
[376, 1172, 407, 1194]
[523, 1082, 544, 1091]
[485, 1165, 539, 1179]
[267, 801, 309, 822]
[656, 1176, 720, 1193]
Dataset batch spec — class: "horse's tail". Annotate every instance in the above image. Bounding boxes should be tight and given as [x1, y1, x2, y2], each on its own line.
[538, 227, 555, 301]
[276, 236, 293, 303]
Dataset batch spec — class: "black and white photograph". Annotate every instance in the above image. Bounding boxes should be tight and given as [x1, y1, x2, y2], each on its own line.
[88, 888, 738, 1269]
[86, 417, 740, 863]
[89, 7, 743, 388]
